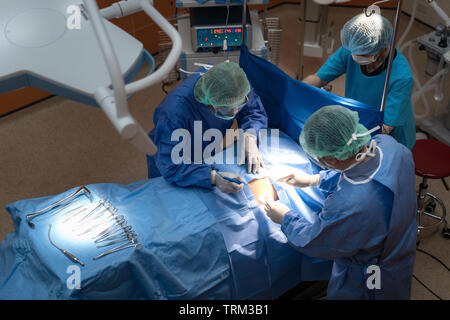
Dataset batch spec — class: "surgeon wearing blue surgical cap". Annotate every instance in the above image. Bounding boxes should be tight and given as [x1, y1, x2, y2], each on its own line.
[265, 105, 417, 300]
[303, 12, 416, 150]
[146, 61, 268, 192]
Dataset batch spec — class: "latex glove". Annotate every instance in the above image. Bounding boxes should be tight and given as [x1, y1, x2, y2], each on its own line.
[382, 124, 395, 135]
[264, 199, 291, 224]
[238, 132, 265, 174]
[211, 170, 244, 193]
[277, 172, 321, 188]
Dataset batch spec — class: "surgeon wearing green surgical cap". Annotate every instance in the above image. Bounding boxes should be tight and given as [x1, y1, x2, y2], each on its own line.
[265, 105, 417, 300]
[146, 61, 268, 193]
[303, 12, 416, 150]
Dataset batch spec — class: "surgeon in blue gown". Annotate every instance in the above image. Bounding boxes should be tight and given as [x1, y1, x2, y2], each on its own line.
[147, 61, 268, 192]
[264, 105, 417, 300]
[303, 13, 416, 150]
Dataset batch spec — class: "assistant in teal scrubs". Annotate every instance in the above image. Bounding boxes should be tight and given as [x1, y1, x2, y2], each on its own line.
[303, 13, 416, 149]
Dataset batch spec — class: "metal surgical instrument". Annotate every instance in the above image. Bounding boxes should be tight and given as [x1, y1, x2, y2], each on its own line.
[93, 241, 142, 260]
[26, 186, 92, 228]
[76, 213, 123, 236]
[94, 230, 136, 244]
[96, 233, 138, 249]
[72, 208, 113, 232]
[92, 221, 131, 242]
[50, 201, 75, 216]
[58, 205, 83, 217]
[62, 207, 88, 224]
[74, 200, 107, 224]
[48, 224, 85, 267]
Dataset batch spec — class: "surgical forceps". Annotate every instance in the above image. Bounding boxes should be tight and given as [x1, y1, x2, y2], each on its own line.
[96, 232, 138, 249]
[62, 207, 88, 224]
[50, 202, 77, 216]
[94, 229, 135, 244]
[92, 221, 131, 242]
[26, 186, 92, 228]
[48, 224, 84, 267]
[76, 212, 122, 237]
[56, 204, 83, 217]
[72, 200, 108, 225]
[93, 241, 142, 260]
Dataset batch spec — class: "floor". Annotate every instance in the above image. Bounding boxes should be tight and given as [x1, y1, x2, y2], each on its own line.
[0, 3, 449, 300]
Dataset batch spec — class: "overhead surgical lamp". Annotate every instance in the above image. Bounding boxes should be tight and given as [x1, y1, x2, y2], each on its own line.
[0, 0, 182, 156]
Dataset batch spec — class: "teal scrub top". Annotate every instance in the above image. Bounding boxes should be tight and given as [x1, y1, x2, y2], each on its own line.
[317, 46, 416, 149]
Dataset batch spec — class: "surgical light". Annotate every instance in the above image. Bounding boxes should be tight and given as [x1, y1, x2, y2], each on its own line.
[0, 0, 182, 156]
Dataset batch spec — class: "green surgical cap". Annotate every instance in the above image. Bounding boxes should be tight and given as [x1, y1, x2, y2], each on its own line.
[194, 61, 251, 109]
[300, 105, 371, 160]
[341, 13, 393, 55]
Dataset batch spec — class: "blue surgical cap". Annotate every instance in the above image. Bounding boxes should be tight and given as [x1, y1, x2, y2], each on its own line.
[341, 13, 393, 55]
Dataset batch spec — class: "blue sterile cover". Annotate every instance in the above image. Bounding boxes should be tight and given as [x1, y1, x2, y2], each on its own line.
[238, 45, 383, 144]
[0, 132, 332, 300]
[0, 48, 384, 300]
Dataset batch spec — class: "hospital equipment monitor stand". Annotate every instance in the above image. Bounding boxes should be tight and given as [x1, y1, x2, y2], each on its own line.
[176, 2, 267, 77]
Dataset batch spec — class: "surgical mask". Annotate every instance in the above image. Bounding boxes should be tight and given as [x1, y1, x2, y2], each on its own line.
[352, 54, 377, 65]
[321, 140, 377, 173]
[310, 125, 381, 172]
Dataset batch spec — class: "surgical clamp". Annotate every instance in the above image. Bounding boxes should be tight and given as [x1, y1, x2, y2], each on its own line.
[48, 224, 85, 267]
[57, 204, 83, 217]
[50, 202, 75, 216]
[93, 241, 142, 260]
[73, 200, 107, 224]
[76, 213, 122, 237]
[95, 230, 136, 244]
[26, 186, 92, 228]
[93, 223, 131, 242]
[61, 207, 88, 224]
[96, 232, 138, 249]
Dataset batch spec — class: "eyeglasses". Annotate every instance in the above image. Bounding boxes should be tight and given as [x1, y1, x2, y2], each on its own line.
[309, 156, 328, 169]
[214, 96, 249, 118]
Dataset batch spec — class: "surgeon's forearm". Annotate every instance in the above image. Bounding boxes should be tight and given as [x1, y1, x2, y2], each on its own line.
[302, 73, 327, 88]
[161, 162, 214, 189]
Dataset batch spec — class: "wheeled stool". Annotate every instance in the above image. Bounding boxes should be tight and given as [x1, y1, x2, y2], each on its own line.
[412, 139, 450, 242]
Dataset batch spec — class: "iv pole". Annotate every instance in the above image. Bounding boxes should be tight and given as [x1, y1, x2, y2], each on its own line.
[242, 0, 247, 45]
[380, 0, 402, 112]
[297, 0, 307, 80]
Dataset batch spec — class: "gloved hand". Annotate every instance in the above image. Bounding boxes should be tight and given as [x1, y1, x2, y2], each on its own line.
[238, 132, 265, 174]
[211, 170, 244, 193]
[264, 199, 291, 224]
[277, 171, 321, 188]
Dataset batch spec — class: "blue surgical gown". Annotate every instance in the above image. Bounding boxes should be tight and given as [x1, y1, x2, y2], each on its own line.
[317, 47, 416, 149]
[147, 71, 268, 188]
[281, 134, 417, 299]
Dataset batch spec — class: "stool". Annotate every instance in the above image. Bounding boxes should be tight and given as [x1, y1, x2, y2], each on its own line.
[412, 139, 450, 241]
